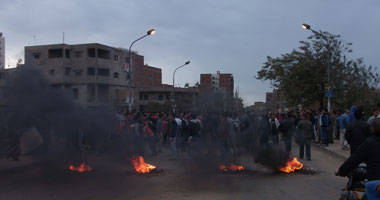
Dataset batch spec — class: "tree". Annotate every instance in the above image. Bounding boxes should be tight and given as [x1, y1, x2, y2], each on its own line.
[256, 30, 379, 109]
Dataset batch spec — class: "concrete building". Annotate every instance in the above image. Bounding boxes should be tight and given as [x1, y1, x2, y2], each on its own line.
[24, 43, 200, 112]
[24, 43, 162, 110]
[199, 71, 235, 112]
[200, 71, 234, 97]
[136, 86, 199, 112]
[0, 33, 4, 69]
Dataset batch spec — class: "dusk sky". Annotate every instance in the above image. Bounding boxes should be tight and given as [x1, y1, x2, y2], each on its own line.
[1, 0, 379, 105]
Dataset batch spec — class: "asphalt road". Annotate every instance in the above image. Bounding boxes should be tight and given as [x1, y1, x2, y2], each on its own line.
[0, 143, 347, 200]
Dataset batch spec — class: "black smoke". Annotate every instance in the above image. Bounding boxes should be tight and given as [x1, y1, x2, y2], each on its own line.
[3, 65, 120, 173]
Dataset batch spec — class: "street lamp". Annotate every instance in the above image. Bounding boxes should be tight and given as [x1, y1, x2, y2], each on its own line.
[302, 23, 332, 112]
[171, 61, 191, 113]
[127, 28, 155, 112]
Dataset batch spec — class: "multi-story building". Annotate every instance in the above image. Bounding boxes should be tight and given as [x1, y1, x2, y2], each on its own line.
[199, 71, 235, 112]
[23, 43, 199, 112]
[200, 71, 234, 97]
[0, 33, 4, 69]
[136, 86, 199, 112]
[24, 43, 162, 110]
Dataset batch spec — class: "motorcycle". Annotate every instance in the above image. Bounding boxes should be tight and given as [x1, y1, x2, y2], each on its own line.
[339, 163, 368, 200]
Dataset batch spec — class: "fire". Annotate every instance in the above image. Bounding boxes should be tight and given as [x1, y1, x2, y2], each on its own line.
[69, 163, 92, 172]
[130, 156, 156, 174]
[279, 157, 303, 173]
[219, 164, 244, 172]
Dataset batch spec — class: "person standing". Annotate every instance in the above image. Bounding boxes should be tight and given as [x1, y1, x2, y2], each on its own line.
[218, 114, 230, 158]
[296, 114, 313, 160]
[320, 109, 330, 147]
[279, 112, 295, 153]
[269, 114, 280, 144]
[143, 120, 157, 156]
[168, 114, 178, 159]
[345, 109, 371, 155]
[368, 108, 379, 126]
[349, 106, 358, 123]
[337, 109, 350, 150]
[328, 110, 337, 143]
[155, 113, 163, 153]
[133, 113, 145, 156]
[226, 113, 238, 155]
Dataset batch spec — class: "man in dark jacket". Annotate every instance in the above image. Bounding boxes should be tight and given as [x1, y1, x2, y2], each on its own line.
[296, 114, 313, 160]
[345, 109, 370, 155]
[320, 109, 330, 147]
[279, 112, 295, 153]
[336, 118, 380, 181]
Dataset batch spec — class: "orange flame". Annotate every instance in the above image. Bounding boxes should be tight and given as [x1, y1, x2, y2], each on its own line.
[279, 157, 303, 173]
[130, 156, 156, 174]
[219, 164, 244, 172]
[69, 163, 92, 172]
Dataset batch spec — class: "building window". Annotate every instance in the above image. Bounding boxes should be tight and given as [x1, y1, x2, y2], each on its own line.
[65, 49, 70, 58]
[114, 54, 119, 61]
[126, 73, 130, 80]
[65, 67, 71, 75]
[139, 94, 143, 100]
[126, 57, 130, 63]
[73, 88, 79, 99]
[144, 94, 149, 100]
[74, 51, 83, 58]
[166, 95, 170, 100]
[113, 72, 119, 78]
[98, 68, 110, 76]
[32, 53, 40, 59]
[74, 69, 83, 76]
[48, 49, 63, 58]
[87, 48, 96, 57]
[49, 69, 55, 75]
[158, 94, 163, 100]
[87, 67, 95, 75]
[97, 49, 110, 59]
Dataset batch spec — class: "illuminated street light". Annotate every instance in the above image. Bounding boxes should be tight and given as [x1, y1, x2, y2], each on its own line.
[302, 23, 331, 111]
[147, 29, 155, 35]
[127, 28, 156, 112]
[302, 23, 311, 30]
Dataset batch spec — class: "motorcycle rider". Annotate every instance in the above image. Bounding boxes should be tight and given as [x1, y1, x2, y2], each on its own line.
[336, 118, 380, 189]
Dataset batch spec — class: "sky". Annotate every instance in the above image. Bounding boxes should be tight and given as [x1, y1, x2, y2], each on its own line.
[1, 0, 380, 106]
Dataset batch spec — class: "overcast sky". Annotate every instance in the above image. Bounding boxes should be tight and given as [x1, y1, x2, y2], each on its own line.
[1, 0, 380, 105]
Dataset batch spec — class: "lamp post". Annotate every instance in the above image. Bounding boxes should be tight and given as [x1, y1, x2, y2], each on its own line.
[127, 29, 155, 112]
[171, 61, 191, 113]
[302, 23, 332, 112]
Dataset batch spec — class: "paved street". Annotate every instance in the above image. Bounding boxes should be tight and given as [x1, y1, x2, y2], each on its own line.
[0, 143, 347, 200]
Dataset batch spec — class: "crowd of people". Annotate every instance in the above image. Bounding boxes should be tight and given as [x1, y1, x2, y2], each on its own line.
[1, 103, 379, 198]
[114, 111, 252, 160]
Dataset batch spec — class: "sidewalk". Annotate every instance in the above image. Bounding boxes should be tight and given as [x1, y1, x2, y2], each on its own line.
[312, 139, 350, 160]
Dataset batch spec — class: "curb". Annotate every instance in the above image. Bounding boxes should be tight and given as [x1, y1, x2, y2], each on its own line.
[311, 143, 349, 160]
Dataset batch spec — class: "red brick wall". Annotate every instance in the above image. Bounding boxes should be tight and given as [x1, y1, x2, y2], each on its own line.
[200, 73, 233, 96]
[135, 63, 162, 87]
